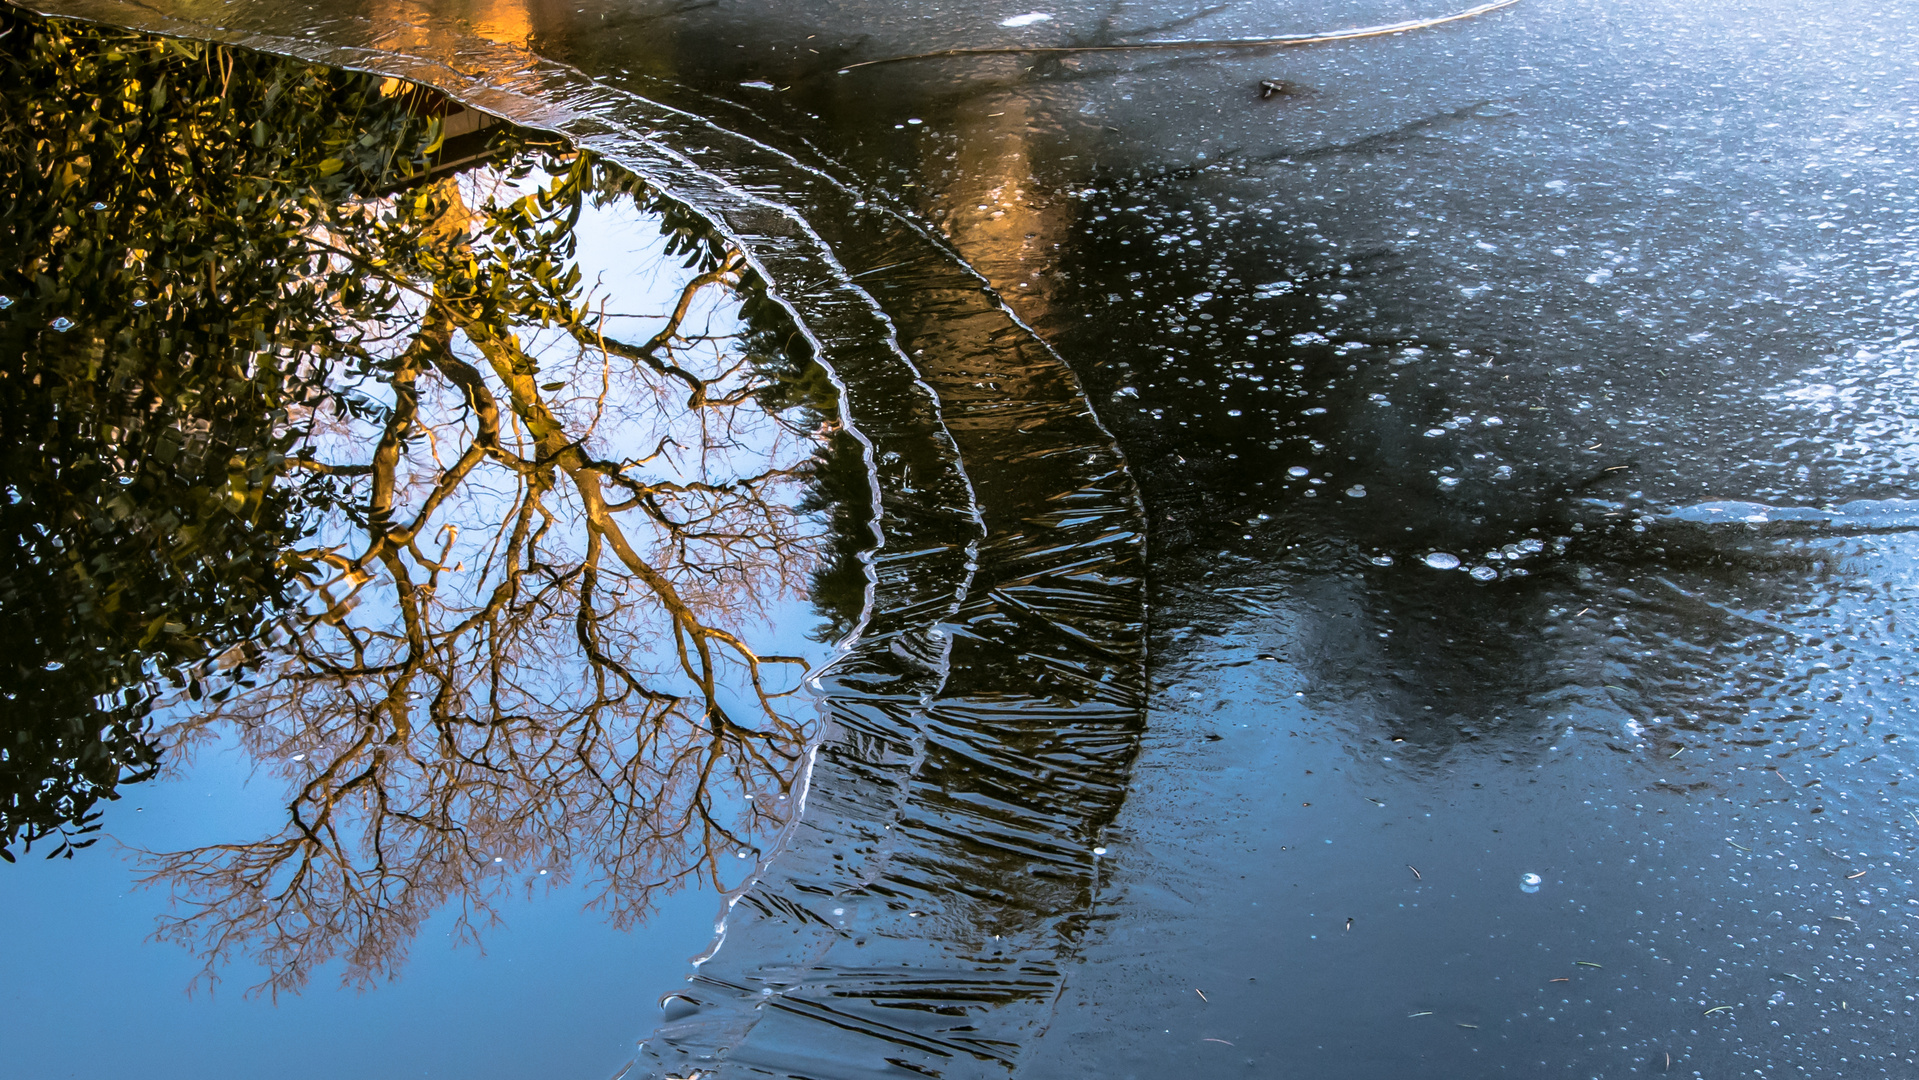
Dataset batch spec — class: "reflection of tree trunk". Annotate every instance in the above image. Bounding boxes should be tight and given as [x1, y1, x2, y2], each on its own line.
[141, 162, 830, 999]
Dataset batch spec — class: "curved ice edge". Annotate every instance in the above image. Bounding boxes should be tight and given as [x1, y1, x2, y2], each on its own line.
[1664, 498, 1919, 531]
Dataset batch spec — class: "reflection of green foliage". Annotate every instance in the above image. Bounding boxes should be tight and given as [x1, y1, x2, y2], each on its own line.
[0, 8, 441, 859]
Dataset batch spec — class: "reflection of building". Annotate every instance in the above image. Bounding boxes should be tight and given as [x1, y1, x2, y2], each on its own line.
[373, 78, 506, 187]
[461, 0, 534, 47]
[365, 0, 540, 71]
[926, 92, 1077, 322]
[358, 0, 580, 177]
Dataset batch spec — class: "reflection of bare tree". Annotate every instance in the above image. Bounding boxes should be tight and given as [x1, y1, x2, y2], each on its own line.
[141, 151, 835, 997]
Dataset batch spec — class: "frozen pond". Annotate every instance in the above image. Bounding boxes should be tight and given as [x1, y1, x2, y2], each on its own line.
[6, 0, 1919, 1075]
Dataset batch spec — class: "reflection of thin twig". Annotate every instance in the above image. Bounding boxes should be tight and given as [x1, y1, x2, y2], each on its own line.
[837, 0, 1522, 71]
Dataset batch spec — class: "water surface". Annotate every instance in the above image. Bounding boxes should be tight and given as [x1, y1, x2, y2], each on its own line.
[7, 0, 1919, 1076]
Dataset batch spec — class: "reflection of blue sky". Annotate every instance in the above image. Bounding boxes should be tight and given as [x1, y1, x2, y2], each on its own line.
[0, 748, 725, 1080]
[0, 173, 841, 1080]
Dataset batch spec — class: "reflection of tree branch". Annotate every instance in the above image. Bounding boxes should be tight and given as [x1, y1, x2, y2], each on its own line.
[589, 254, 747, 406]
[138, 162, 830, 999]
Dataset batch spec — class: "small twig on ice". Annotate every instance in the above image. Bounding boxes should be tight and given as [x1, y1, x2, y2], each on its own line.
[837, 0, 1523, 72]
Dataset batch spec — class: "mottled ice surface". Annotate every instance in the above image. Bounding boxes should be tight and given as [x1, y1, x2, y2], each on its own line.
[12, 0, 1919, 1075]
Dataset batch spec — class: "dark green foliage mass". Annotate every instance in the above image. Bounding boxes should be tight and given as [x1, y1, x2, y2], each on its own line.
[0, 7, 441, 859]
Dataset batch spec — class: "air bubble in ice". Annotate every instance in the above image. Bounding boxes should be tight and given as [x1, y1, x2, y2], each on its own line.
[1470, 566, 1498, 581]
[1520, 872, 1542, 893]
[1371, 555, 1394, 566]
[49, 317, 72, 332]
[1345, 485, 1366, 498]
[1288, 466, 1310, 478]
[1424, 552, 1461, 570]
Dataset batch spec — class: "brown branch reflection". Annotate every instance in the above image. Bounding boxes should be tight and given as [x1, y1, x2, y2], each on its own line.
[139, 152, 838, 998]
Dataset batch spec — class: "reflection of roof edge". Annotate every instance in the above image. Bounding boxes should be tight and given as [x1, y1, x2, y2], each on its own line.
[377, 78, 513, 191]
[421, 123, 507, 182]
